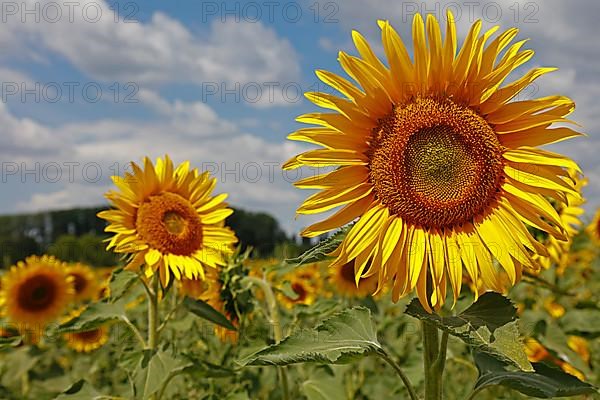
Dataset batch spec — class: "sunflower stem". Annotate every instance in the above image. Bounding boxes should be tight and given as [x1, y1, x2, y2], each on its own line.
[422, 320, 446, 400]
[148, 276, 160, 349]
[376, 349, 419, 400]
[147, 275, 160, 400]
[120, 315, 146, 348]
[245, 276, 290, 400]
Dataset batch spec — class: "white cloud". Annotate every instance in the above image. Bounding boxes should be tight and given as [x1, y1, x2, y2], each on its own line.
[6, 90, 309, 234]
[1, 0, 301, 107]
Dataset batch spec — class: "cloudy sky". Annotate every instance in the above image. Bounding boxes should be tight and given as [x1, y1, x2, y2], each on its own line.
[1, 0, 598, 234]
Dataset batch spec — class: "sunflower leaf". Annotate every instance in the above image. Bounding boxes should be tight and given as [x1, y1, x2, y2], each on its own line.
[302, 376, 347, 400]
[286, 225, 351, 266]
[132, 349, 192, 400]
[472, 351, 597, 398]
[405, 292, 533, 371]
[238, 307, 381, 366]
[560, 309, 600, 333]
[183, 297, 237, 331]
[55, 379, 107, 399]
[55, 301, 126, 333]
[108, 268, 139, 302]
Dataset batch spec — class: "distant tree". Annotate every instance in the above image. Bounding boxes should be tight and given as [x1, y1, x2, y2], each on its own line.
[0, 235, 41, 268]
[48, 233, 118, 266]
[227, 208, 289, 257]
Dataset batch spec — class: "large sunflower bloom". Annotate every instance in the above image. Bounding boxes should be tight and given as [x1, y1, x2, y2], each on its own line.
[98, 156, 238, 286]
[284, 13, 581, 310]
[0, 255, 74, 327]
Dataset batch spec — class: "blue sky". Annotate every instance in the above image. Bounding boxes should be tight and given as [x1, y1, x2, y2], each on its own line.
[1, 0, 599, 234]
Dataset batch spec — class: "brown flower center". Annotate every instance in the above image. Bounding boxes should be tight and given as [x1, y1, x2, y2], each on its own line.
[291, 282, 308, 302]
[70, 273, 87, 294]
[74, 329, 103, 342]
[340, 261, 357, 284]
[369, 97, 504, 229]
[136, 192, 203, 255]
[17, 274, 58, 312]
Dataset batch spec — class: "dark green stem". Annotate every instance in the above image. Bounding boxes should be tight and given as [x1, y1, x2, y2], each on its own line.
[422, 321, 449, 400]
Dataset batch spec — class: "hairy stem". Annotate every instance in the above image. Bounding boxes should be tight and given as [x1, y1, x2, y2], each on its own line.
[246, 276, 290, 400]
[377, 350, 420, 400]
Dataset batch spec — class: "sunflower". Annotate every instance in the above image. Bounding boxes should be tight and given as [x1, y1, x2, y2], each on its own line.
[98, 155, 238, 286]
[0, 255, 74, 329]
[543, 297, 565, 319]
[62, 309, 109, 353]
[330, 260, 377, 297]
[66, 263, 98, 302]
[568, 336, 590, 364]
[284, 13, 581, 310]
[524, 338, 585, 381]
[277, 264, 321, 309]
[586, 208, 600, 245]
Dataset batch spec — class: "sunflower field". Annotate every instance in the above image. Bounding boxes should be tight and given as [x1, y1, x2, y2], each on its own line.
[2, 9, 600, 400]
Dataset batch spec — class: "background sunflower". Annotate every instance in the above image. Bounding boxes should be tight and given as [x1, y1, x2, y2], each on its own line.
[98, 155, 238, 287]
[0, 255, 74, 329]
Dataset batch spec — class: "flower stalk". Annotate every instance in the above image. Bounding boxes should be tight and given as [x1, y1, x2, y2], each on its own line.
[422, 321, 448, 400]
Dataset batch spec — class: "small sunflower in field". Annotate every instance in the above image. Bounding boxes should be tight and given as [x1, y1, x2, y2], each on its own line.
[330, 260, 377, 298]
[0, 256, 73, 329]
[285, 12, 581, 310]
[66, 263, 98, 302]
[586, 208, 600, 245]
[568, 336, 590, 364]
[62, 309, 109, 353]
[524, 338, 586, 381]
[278, 264, 321, 309]
[98, 155, 238, 287]
[543, 297, 565, 319]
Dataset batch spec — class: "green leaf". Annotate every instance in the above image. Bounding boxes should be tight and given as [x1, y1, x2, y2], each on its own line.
[183, 297, 237, 331]
[239, 307, 381, 366]
[0, 347, 40, 388]
[0, 335, 22, 349]
[278, 280, 300, 300]
[561, 309, 600, 333]
[542, 322, 591, 376]
[133, 349, 192, 400]
[108, 268, 139, 302]
[55, 379, 106, 399]
[405, 292, 532, 371]
[302, 376, 347, 400]
[286, 225, 351, 266]
[473, 351, 597, 398]
[55, 301, 126, 333]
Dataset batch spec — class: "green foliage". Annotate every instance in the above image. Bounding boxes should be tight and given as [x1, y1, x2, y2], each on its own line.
[108, 268, 140, 302]
[131, 349, 193, 400]
[0, 234, 40, 267]
[47, 233, 118, 266]
[473, 352, 597, 398]
[406, 293, 533, 371]
[55, 301, 127, 333]
[227, 208, 289, 257]
[239, 307, 381, 366]
[183, 297, 237, 331]
[286, 225, 351, 266]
